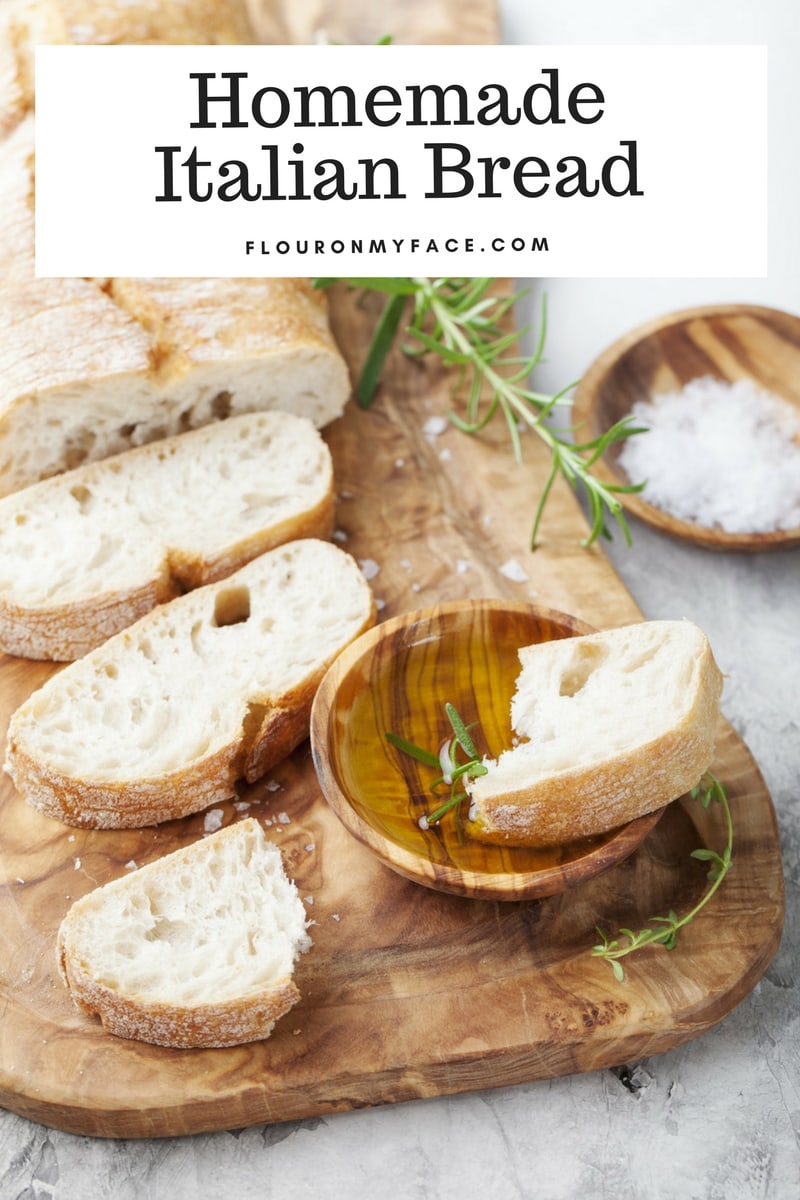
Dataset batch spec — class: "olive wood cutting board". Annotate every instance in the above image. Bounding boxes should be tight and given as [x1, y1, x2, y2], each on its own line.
[0, 1, 785, 1140]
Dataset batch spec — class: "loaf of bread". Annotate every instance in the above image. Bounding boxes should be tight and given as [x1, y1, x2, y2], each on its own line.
[465, 620, 723, 847]
[0, 411, 335, 661]
[0, 2, 351, 498]
[50, 0, 256, 45]
[0, 275, 350, 497]
[0, 115, 34, 282]
[57, 817, 311, 1048]
[1, 0, 254, 138]
[5, 539, 376, 827]
[0, 0, 65, 137]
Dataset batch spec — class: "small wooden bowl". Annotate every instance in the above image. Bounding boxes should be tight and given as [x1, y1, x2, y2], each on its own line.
[310, 600, 663, 901]
[572, 303, 800, 551]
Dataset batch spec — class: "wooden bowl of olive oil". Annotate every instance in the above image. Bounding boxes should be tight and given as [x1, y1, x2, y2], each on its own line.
[310, 600, 663, 901]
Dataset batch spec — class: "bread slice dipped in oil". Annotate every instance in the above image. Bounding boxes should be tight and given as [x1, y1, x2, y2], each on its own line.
[465, 620, 723, 847]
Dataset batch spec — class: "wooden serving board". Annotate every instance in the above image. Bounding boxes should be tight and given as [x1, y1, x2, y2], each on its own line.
[0, 284, 785, 1139]
[0, 0, 785, 1140]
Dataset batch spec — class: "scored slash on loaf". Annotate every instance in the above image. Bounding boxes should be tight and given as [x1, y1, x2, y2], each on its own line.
[4, 538, 376, 829]
[56, 818, 312, 1049]
[465, 620, 724, 847]
[0, 411, 335, 660]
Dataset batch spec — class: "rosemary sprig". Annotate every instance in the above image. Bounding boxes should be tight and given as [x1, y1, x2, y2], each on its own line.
[591, 773, 733, 981]
[314, 276, 646, 547]
[385, 702, 487, 837]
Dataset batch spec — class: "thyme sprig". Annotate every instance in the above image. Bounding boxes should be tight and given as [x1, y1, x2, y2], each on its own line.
[386, 702, 487, 837]
[591, 773, 733, 981]
[314, 276, 646, 547]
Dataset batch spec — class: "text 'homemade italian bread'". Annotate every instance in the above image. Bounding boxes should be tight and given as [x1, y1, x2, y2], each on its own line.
[5, 539, 375, 828]
[465, 620, 723, 847]
[57, 818, 311, 1049]
[0, 411, 334, 660]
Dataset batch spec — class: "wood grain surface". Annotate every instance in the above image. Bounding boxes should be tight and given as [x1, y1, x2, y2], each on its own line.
[0, 0, 785, 1141]
[0, 283, 785, 1139]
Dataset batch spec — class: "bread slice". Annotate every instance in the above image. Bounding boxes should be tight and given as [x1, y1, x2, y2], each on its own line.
[0, 411, 335, 660]
[57, 818, 311, 1048]
[465, 620, 723, 847]
[0, 276, 350, 498]
[5, 539, 375, 828]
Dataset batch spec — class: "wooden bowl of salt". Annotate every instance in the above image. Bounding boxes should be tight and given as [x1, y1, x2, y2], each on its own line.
[310, 600, 663, 901]
[572, 303, 800, 551]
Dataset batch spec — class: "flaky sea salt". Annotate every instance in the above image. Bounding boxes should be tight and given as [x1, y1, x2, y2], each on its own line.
[203, 808, 224, 833]
[423, 415, 449, 440]
[618, 376, 800, 533]
[359, 558, 381, 580]
[499, 557, 529, 583]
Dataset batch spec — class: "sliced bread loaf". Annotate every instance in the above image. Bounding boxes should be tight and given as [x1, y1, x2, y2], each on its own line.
[57, 817, 311, 1048]
[0, 276, 349, 498]
[5, 539, 375, 828]
[465, 620, 723, 847]
[0, 410, 334, 660]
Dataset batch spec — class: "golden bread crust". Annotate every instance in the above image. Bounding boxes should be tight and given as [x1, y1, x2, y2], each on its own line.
[467, 627, 724, 847]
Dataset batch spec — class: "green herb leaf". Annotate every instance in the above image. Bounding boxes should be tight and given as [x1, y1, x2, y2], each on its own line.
[312, 277, 646, 547]
[591, 773, 733, 980]
[357, 293, 408, 407]
[386, 703, 485, 830]
[384, 731, 441, 769]
[445, 702, 480, 760]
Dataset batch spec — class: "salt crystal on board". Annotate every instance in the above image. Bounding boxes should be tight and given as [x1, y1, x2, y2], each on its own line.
[499, 558, 529, 583]
[618, 376, 800, 532]
[359, 558, 380, 580]
[423, 415, 448, 440]
[203, 809, 224, 833]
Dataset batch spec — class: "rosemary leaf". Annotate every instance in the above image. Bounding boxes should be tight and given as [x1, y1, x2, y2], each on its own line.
[385, 731, 441, 769]
[591, 773, 734, 980]
[445, 702, 480, 760]
[387, 703, 485, 830]
[313, 276, 646, 548]
[357, 293, 407, 408]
